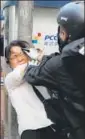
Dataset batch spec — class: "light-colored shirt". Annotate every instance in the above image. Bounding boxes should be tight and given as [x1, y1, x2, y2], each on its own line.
[5, 64, 53, 135]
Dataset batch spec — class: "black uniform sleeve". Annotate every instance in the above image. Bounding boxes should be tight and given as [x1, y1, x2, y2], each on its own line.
[24, 53, 60, 89]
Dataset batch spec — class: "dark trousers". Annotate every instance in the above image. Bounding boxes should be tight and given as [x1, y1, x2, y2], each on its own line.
[21, 126, 66, 139]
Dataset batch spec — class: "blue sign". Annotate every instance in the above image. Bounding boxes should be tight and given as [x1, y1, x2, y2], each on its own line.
[44, 34, 58, 46]
[45, 35, 57, 41]
[3, 1, 72, 9]
[34, 1, 72, 8]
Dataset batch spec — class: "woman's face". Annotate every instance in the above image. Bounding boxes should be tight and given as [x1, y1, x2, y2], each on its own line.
[9, 46, 30, 68]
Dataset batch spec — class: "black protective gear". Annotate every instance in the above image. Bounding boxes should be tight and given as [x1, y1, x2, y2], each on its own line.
[57, 1, 85, 51]
[24, 38, 85, 139]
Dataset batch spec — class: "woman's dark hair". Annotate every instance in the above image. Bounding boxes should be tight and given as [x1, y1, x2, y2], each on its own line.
[5, 40, 33, 64]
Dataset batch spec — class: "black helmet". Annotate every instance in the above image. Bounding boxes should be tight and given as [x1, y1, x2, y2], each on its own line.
[57, 1, 85, 42]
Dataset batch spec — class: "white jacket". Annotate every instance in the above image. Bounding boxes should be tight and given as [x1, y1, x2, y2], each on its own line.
[5, 64, 53, 135]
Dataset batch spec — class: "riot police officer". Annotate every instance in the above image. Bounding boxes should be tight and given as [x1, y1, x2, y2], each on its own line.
[24, 1, 85, 139]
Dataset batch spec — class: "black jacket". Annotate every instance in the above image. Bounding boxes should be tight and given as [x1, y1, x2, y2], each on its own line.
[24, 38, 85, 130]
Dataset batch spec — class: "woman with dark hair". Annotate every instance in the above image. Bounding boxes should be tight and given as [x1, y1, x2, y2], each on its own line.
[4, 40, 59, 139]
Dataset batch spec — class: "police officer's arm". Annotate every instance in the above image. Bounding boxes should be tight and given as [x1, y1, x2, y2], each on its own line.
[24, 55, 59, 89]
